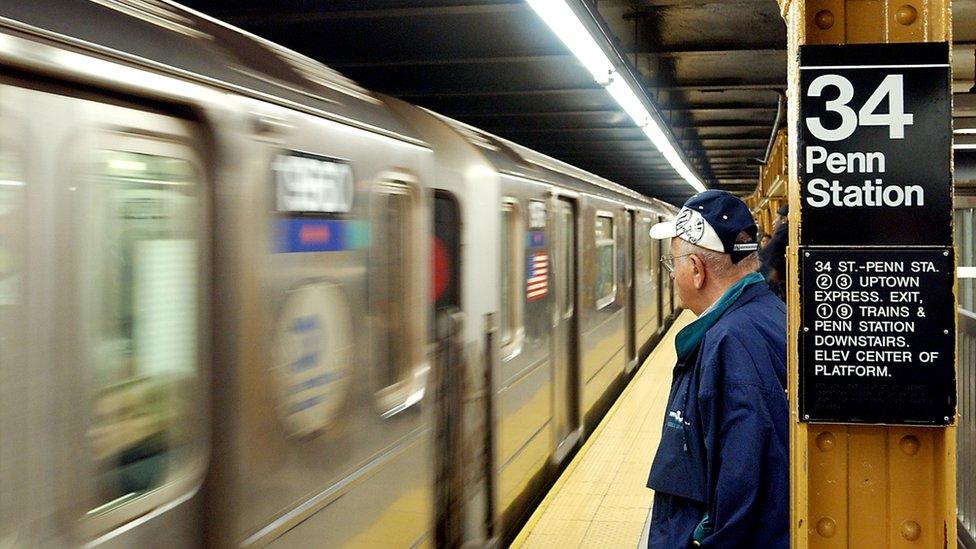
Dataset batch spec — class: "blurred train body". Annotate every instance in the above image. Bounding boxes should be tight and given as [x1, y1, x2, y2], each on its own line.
[0, 2, 678, 547]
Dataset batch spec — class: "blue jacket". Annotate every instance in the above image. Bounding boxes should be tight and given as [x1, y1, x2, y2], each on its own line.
[646, 279, 788, 548]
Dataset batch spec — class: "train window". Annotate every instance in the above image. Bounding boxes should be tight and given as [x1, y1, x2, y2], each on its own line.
[645, 217, 655, 281]
[499, 200, 523, 355]
[81, 149, 203, 522]
[0, 147, 23, 307]
[0, 142, 25, 542]
[595, 214, 616, 308]
[372, 183, 415, 393]
[561, 206, 574, 317]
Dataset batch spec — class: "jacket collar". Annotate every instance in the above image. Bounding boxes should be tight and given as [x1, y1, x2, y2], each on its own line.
[674, 272, 765, 361]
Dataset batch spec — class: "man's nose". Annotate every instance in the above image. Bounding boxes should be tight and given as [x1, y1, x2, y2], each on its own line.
[669, 270, 675, 281]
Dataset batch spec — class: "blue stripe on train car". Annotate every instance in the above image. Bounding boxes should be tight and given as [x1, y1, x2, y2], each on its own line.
[275, 218, 356, 253]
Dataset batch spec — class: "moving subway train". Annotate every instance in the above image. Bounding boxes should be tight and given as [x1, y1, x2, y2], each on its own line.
[0, 2, 680, 546]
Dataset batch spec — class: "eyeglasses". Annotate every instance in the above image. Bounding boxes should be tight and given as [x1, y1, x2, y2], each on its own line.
[660, 252, 695, 274]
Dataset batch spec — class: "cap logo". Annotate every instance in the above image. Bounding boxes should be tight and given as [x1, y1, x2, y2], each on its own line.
[674, 208, 705, 244]
[732, 242, 759, 252]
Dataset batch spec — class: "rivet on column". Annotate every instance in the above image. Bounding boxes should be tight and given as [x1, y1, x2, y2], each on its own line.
[895, 4, 918, 26]
[815, 431, 835, 451]
[814, 10, 835, 30]
[901, 520, 921, 541]
[816, 517, 837, 538]
[899, 435, 920, 456]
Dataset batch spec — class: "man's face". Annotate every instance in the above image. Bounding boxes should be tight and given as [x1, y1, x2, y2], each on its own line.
[671, 238, 696, 309]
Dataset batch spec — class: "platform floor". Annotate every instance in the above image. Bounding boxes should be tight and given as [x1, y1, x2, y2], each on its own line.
[510, 311, 694, 549]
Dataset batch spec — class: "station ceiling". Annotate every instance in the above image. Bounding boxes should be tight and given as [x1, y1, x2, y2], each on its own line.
[183, 0, 976, 205]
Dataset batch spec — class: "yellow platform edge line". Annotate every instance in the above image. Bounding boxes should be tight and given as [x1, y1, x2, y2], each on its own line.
[509, 310, 695, 548]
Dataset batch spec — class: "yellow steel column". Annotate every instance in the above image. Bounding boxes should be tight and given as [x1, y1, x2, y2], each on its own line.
[777, 1, 956, 548]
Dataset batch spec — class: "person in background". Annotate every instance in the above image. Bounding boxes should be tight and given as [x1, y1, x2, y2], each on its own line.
[761, 205, 788, 302]
[646, 190, 788, 548]
[757, 232, 773, 279]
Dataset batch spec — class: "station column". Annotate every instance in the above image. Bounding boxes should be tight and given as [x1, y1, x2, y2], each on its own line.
[778, 1, 957, 547]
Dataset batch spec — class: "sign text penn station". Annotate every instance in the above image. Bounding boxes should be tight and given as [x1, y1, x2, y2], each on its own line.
[804, 145, 922, 208]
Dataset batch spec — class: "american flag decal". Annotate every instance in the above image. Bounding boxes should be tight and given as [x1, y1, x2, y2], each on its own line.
[527, 251, 549, 301]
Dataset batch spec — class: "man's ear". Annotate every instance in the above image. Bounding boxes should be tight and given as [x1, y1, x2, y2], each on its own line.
[691, 254, 706, 289]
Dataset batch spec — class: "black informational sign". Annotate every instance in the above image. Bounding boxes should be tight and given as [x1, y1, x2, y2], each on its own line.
[800, 249, 956, 424]
[797, 42, 956, 425]
[799, 43, 951, 246]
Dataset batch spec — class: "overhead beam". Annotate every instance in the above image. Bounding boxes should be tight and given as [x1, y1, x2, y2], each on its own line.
[653, 82, 784, 91]
[652, 48, 785, 59]
[496, 122, 772, 134]
[330, 54, 574, 69]
[216, 3, 527, 26]
[442, 107, 777, 118]
[397, 87, 602, 99]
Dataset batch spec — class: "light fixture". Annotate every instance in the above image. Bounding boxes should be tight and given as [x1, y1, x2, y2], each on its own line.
[604, 76, 651, 127]
[526, 0, 706, 193]
[524, 0, 613, 83]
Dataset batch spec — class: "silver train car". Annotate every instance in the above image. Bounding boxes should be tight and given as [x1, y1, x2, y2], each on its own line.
[0, 2, 679, 547]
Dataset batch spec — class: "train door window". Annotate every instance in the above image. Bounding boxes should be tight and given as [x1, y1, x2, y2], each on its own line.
[371, 180, 424, 413]
[560, 205, 574, 317]
[432, 192, 460, 312]
[0, 148, 22, 307]
[500, 200, 523, 356]
[595, 214, 616, 308]
[0, 138, 25, 543]
[80, 145, 204, 527]
[430, 192, 460, 344]
[645, 217, 655, 281]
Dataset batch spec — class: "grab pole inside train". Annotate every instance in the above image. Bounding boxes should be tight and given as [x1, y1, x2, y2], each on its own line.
[779, 0, 958, 547]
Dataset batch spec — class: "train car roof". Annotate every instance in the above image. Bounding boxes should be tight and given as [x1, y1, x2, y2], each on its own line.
[423, 107, 676, 214]
[0, 0, 424, 144]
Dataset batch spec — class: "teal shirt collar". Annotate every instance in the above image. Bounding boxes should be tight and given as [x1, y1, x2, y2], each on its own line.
[674, 272, 765, 361]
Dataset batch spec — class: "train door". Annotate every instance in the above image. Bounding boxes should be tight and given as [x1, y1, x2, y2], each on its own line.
[551, 196, 580, 463]
[75, 117, 208, 546]
[0, 83, 209, 547]
[431, 190, 464, 546]
[625, 210, 637, 373]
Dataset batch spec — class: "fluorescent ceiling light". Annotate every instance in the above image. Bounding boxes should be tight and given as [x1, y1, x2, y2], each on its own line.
[526, 0, 705, 193]
[604, 77, 651, 127]
[524, 0, 613, 83]
[954, 144, 976, 150]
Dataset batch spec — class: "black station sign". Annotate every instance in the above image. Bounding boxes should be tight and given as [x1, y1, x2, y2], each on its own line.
[800, 249, 956, 425]
[799, 42, 951, 246]
[797, 42, 956, 426]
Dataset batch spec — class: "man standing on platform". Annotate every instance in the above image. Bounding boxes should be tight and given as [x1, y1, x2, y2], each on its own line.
[645, 190, 788, 547]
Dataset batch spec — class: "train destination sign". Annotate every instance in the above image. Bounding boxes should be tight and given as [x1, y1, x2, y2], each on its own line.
[799, 42, 951, 246]
[800, 249, 955, 424]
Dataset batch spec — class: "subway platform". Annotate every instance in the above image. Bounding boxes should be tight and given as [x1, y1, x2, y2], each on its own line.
[511, 311, 695, 549]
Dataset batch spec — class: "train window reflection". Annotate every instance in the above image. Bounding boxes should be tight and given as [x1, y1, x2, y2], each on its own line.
[561, 207, 574, 317]
[84, 150, 200, 517]
[499, 200, 523, 355]
[373, 187, 412, 388]
[644, 217, 654, 281]
[595, 214, 615, 308]
[0, 144, 24, 542]
[500, 205, 512, 343]
[0, 148, 23, 307]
